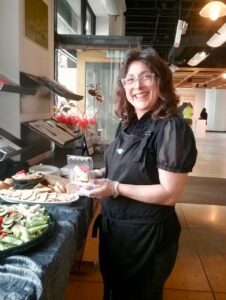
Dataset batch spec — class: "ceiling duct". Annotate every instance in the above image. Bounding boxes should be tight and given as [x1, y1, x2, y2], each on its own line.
[100, 0, 118, 16]
[169, 64, 179, 73]
[174, 20, 188, 48]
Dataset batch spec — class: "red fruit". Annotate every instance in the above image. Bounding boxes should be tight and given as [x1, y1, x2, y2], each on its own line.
[16, 170, 27, 174]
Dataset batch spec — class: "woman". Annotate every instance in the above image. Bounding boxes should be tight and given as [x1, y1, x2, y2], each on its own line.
[199, 107, 208, 124]
[89, 48, 197, 300]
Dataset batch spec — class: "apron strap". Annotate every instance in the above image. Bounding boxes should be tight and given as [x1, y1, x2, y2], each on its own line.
[92, 214, 102, 237]
[92, 214, 109, 237]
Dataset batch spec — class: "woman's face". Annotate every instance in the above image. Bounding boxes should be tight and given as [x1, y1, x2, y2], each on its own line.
[122, 61, 159, 119]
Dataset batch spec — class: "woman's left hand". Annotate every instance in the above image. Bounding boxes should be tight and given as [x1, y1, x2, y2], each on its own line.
[88, 179, 114, 200]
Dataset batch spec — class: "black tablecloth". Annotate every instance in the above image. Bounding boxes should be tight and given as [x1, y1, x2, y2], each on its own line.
[0, 197, 92, 300]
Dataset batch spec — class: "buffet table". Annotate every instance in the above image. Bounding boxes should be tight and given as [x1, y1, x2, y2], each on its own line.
[0, 197, 92, 300]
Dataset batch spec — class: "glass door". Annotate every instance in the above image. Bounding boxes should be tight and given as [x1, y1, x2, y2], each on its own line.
[77, 50, 126, 144]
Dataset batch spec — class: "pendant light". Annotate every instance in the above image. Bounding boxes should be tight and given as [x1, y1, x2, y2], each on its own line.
[199, 1, 226, 21]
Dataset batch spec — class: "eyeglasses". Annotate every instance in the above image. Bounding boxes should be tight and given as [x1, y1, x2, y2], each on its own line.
[121, 72, 155, 88]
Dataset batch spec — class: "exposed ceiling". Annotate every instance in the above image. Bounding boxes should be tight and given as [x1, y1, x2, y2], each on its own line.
[124, 0, 226, 88]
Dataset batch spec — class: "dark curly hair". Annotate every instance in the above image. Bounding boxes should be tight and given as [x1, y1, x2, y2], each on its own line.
[114, 48, 179, 126]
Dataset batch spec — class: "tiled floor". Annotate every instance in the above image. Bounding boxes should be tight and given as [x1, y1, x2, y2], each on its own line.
[63, 132, 226, 300]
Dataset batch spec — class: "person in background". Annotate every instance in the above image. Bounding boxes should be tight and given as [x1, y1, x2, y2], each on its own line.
[199, 107, 208, 124]
[177, 101, 193, 126]
[89, 48, 197, 300]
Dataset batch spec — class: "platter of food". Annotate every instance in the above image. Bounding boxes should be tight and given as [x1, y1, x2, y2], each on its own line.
[0, 172, 79, 205]
[0, 192, 79, 206]
[0, 203, 55, 257]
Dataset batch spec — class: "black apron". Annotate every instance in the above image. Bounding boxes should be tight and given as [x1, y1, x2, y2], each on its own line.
[96, 120, 181, 294]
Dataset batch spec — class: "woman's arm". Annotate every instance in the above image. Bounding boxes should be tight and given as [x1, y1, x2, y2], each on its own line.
[89, 169, 188, 206]
[117, 169, 188, 206]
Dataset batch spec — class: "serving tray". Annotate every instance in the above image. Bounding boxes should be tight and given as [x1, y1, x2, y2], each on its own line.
[0, 209, 55, 258]
[0, 193, 79, 206]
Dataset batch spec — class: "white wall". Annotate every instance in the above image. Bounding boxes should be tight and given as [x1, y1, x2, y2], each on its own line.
[20, 0, 54, 77]
[90, 0, 125, 35]
[20, 0, 54, 124]
[205, 89, 226, 131]
[108, 14, 125, 36]
[95, 14, 125, 36]
[0, 0, 21, 137]
[95, 16, 110, 35]
[109, 0, 126, 35]
[0, 0, 54, 138]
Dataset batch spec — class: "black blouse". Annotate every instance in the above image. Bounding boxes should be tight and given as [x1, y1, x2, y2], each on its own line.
[103, 114, 197, 221]
[124, 114, 197, 176]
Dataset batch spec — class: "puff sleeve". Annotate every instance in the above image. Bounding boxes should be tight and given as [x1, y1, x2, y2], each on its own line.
[155, 116, 197, 173]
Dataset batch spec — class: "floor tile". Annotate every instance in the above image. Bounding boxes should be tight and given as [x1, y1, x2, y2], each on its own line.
[70, 262, 102, 283]
[179, 203, 226, 229]
[165, 228, 210, 291]
[214, 293, 226, 300]
[192, 133, 226, 179]
[175, 204, 187, 227]
[163, 289, 214, 300]
[190, 228, 226, 293]
[63, 280, 103, 300]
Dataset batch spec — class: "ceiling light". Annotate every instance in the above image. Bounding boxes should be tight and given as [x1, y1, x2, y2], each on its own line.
[207, 22, 226, 47]
[222, 72, 226, 79]
[187, 51, 209, 66]
[199, 1, 226, 21]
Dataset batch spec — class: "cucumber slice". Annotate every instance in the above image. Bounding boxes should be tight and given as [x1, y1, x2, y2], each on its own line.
[0, 206, 8, 216]
[13, 213, 24, 222]
[27, 224, 48, 234]
[1, 235, 23, 246]
[2, 215, 14, 226]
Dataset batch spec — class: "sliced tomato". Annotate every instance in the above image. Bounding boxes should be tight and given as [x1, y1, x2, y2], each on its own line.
[0, 232, 7, 238]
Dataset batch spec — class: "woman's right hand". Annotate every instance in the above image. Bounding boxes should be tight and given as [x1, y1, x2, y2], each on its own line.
[91, 168, 105, 179]
[88, 179, 114, 200]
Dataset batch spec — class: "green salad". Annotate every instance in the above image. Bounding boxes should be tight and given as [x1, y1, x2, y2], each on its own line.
[0, 203, 51, 251]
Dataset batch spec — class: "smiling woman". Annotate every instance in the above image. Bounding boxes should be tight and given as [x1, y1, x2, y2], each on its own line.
[87, 47, 197, 300]
[120, 61, 159, 119]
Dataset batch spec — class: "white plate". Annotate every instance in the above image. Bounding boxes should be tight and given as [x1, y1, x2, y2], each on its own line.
[0, 193, 79, 206]
[29, 165, 60, 176]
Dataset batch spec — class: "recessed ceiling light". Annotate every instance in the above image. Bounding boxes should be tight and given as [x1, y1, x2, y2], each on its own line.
[222, 73, 226, 79]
